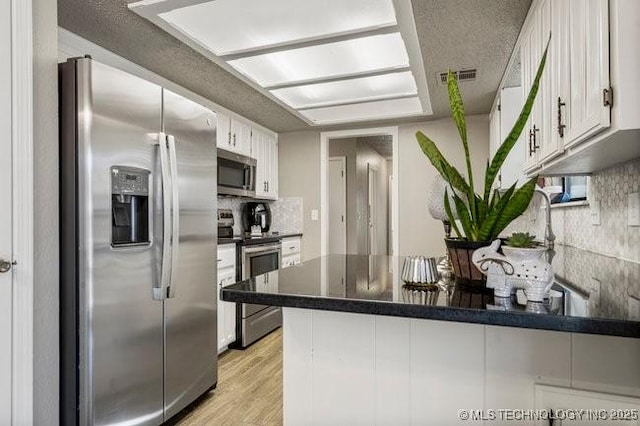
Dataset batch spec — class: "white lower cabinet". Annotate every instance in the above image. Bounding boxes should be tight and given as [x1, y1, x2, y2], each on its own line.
[281, 236, 302, 268]
[217, 244, 237, 353]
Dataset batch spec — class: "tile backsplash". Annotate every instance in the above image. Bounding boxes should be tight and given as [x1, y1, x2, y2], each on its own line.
[271, 197, 304, 235]
[507, 157, 640, 263]
[217, 196, 303, 236]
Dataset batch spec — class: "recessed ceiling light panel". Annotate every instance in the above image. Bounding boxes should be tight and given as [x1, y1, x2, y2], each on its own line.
[271, 71, 418, 109]
[299, 97, 423, 124]
[158, 0, 397, 56]
[227, 33, 410, 87]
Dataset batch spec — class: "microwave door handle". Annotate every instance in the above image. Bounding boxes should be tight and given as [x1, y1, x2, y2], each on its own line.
[167, 135, 180, 298]
[244, 164, 253, 190]
[154, 132, 172, 301]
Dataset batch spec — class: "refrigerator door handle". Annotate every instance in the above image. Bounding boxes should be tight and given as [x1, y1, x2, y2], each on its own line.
[154, 132, 172, 300]
[167, 134, 180, 298]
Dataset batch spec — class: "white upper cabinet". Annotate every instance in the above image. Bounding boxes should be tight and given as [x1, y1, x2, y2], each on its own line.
[501, 0, 640, 175]
[231, 118, 252, 157]
[561, 0, 611, 148]
[216, 112, 252, 157]
[489, 87, 527, 189]
[252, 129, 279, 200]
[505, 0, 640, 175]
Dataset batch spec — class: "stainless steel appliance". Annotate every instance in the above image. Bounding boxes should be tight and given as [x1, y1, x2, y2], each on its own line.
[217, 148, 256, 197]
[242, 202, 272, 236]
[60, 57, 217, 425]
[236, 241, 282, 347]
[217, 208, 235, 238]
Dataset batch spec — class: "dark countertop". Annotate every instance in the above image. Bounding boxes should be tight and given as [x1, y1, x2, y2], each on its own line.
[218, 232, 303, 246]
[221, 246, 640, 338]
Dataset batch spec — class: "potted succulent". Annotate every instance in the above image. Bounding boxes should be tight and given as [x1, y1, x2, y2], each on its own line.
[416, 42, 549, 286]
[503, 232, 546, 263]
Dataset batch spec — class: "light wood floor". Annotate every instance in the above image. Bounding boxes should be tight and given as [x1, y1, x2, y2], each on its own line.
[174, 328, 283, 426]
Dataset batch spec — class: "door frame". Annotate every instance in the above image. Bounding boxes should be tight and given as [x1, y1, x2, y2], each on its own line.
[9, 0, 35, 423]
[328, 156, 347, 254]
[320, 127, 399, 257]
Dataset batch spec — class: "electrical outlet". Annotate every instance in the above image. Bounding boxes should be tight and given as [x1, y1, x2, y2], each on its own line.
[590, 200, 601, 226]
[628, 192, 640, 226]
[311, 209, 319, 221]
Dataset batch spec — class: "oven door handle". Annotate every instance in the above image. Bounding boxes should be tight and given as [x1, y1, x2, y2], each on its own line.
[243, 245, 281, 254]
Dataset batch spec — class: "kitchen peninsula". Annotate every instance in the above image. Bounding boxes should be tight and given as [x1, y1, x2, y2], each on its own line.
[222, 250, 640, 424]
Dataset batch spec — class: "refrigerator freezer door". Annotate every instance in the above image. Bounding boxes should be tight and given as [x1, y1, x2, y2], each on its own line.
[162, 89, 218, 419]
[72, 59, 166, 425]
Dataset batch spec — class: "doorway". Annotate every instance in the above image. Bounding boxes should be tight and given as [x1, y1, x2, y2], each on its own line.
[322, 128, 398, 257]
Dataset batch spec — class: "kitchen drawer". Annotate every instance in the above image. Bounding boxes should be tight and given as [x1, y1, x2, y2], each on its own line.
[217, 244, 236, 269]
[281, 237, 301, 256]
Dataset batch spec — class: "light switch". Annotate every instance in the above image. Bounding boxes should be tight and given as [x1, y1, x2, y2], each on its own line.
[590, 200, 601, 226]
[628, 192, 640, 226]
[311, 209, 319, 221]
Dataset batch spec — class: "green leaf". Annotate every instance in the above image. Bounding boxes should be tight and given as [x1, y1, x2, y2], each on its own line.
[477, 183, 517, 241]
[443, 189, 462, 239]
[416, 131, 470, 194]
[447, 71, 476, 219]
[491, 177, 538, 238]
[451, 190, 475, 240]
[484, 38, 550, 201]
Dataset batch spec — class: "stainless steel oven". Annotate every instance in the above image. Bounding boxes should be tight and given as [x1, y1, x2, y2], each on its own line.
[235, 241, 282, 348]
[217, 148, 256, 197]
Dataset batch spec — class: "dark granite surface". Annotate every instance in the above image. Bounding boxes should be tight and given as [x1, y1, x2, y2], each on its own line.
[221, 246, 640, 338]
[218, 232, 303, 246]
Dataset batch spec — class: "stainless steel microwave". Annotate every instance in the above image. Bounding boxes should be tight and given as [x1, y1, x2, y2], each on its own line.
[217, 148, 256, 197]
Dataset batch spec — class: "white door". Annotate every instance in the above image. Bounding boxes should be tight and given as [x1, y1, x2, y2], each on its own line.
[367, 164, 378, 255]
[0, 0, 13, 420]
[500, 87, 526, 187]
[216, 112, 232, 150]
[564, 0, 610, 147]
[328, 157, 346, 254]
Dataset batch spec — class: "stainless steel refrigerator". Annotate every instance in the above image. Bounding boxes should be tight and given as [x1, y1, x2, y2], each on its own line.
[60, 57, 217, 425]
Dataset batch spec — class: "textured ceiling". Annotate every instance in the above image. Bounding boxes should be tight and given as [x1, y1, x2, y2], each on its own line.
[58, 0, 531, 133]
[411, 0, 531, 118]
[358, 136, 393, 159]
[58, 0, 308, 132]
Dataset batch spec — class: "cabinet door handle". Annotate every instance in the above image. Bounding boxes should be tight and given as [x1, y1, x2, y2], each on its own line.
[228, 131, 232, 146]
[529, 126, 540, 155]
[266, 181, 269, 192]
[233, 133, 237, 146]
[557, 97, 566, 138]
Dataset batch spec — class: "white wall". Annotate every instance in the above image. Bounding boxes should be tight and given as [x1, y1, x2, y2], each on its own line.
[33, 0, 59, 422]
[398, 115, 490, 257]
[278, 131, 322, 261]
[278, 115, 491, 259]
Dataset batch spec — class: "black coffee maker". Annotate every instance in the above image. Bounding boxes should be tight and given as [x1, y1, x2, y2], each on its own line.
[242, 202, 272, 237]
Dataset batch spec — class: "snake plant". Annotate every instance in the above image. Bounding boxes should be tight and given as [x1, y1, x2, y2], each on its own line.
[417, 40, 549, 242]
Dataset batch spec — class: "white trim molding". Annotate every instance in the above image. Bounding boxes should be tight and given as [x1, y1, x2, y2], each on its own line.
[11, 0, 34, 424]
[320, 127, 399, 257]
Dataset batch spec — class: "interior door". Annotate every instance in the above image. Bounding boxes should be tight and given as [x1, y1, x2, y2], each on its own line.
[367, 164, 378, 255]
[328, 157, 347, 254]
[0, 0, 12, 420]
[162, 89, 217, 420]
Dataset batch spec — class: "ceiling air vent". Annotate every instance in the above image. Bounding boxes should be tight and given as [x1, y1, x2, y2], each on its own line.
[437, 69, 477, 86]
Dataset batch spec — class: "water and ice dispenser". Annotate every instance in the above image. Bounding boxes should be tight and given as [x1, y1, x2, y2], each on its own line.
[111, 166, 150, 247]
